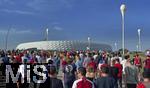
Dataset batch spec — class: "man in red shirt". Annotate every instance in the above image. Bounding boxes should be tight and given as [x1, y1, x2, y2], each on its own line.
[87, 58, 97, 72]
[72, 67, 94, 88]
[114, 59, 123, 88]
[86, 58, 97, 81]
[133, 54, 142, 71]
[15, 54, 22, 63]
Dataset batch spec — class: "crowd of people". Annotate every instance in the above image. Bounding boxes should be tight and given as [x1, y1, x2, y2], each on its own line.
[0, 49, 150, 88]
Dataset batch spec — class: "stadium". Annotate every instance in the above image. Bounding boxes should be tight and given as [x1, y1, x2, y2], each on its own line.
[16, 41, 112, 51]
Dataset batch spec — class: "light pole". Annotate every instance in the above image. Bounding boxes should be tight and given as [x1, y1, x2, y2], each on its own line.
[120, 4, 126, 57]
[136, 45, 139, 52]
[115, 42, 118, 51]
[46, 28, 49, 41]
[46, 28, 49, 50]
[5, 28, 11, 51]
[88, 37, 91, 50]
[138, 29, 141, 51]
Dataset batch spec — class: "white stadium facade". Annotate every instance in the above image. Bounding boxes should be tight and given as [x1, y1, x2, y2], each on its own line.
[16, 41, 112, 51]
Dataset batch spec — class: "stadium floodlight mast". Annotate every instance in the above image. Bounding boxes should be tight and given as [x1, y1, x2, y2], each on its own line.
[114, 42, 118, 51]
[120, 4, 126, 57]
[136, 45, 139, 52]
[5, 28, 11, 51]
[138, 29, 141, 51]
[88, 37, 91, 50]
[46, 28, 49, 41]
[46, 28, 49, 50]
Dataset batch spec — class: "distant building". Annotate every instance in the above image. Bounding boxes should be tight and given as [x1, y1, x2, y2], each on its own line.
[16, 41, 112, 51]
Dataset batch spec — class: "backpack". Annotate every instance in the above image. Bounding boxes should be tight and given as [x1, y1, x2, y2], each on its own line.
[145, 59, 150, 68]
[77, 78, 93, 88]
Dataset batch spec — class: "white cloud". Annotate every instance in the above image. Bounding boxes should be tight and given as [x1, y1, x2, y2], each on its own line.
[27, 0, 46, 11]
[52, 22, 60, 25]
[27, 0, 75, 12]
[53, 26, 63, 31]
[1, 9, 34, 15]
[0, 28, 33, 35]
[11, 28, 33, 34]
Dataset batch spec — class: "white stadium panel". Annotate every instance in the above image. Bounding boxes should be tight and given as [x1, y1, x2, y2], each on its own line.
[16, 41, 112, 51]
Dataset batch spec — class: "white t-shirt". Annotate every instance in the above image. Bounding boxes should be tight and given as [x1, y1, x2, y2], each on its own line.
[93, 55, 98, 60]
[36, 55, 42, 63]
[119, 57, 123, 63]
[121, 59, 127, 74]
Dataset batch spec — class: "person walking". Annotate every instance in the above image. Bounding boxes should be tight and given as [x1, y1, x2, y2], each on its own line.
[114, 59, 123, 88]
[137, 69, 150, 88]
[63, 58, 76, 88]
[39, 66, 63, 88]
[124, 58, 139, 88]
[94, 64, 116, 88]
[72, 67, 94, 88]
[144, 51, 150, 73]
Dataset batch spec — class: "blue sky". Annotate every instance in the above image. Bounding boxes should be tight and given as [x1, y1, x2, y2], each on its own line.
[0, 0, 150, 51]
